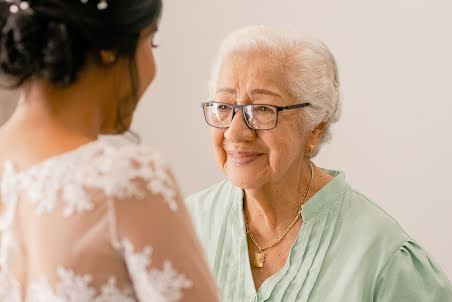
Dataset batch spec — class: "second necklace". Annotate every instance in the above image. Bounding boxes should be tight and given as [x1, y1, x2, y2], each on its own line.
[243, 161, 314, 268]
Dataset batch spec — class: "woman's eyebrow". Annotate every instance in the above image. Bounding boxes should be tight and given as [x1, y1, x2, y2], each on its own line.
[249, 88, 282, 98]
[216, 88, 236, 94]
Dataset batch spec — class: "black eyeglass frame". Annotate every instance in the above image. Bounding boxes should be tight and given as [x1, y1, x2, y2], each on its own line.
[201, 101, 311, 130]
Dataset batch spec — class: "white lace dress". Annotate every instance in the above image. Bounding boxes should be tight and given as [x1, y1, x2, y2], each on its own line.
[0, 139, 219, 302]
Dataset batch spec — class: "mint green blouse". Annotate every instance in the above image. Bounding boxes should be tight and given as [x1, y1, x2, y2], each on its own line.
[186, 170, 452, 302]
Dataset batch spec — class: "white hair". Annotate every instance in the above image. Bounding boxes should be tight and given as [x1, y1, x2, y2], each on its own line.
[209, 25, 341, 156]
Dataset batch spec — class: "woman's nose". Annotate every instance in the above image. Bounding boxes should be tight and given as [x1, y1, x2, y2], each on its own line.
[224, 109, 255, 143]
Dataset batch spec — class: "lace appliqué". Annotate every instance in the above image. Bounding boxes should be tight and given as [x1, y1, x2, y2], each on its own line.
[0, 270, 21, 302]
[0, 161, 19, 229]
[27, 239, 193, 302]
[0, 163, 22, 302]
[0, 140, 189, 302]
[0, 233, 21, 302]
[121, 239, 193, 302]
[101, 145, 178, 212]
[3, 141, 178, 218]
[29, 267, 135, 302]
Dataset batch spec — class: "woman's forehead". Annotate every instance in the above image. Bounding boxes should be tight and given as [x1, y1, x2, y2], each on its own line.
[220, 53, 279, 74]
[216, 56, 287, 96]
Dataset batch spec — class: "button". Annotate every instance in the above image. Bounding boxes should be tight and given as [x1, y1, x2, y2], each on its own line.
[249, 296, 257, 302]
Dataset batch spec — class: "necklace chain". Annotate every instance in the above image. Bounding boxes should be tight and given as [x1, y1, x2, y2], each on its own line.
[243, 161, 314, 253]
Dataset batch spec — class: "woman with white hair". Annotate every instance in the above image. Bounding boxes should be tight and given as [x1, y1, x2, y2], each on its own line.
[186, 26, 452, 301]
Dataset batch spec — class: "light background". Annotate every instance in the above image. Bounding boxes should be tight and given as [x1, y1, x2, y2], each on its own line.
[1, 0, 451, 279]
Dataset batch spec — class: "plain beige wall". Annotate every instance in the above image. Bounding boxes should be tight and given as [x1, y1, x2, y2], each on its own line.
[0, 90, 18, 124]
[131, 0, 452, 278]
[1, 0, 450, 280]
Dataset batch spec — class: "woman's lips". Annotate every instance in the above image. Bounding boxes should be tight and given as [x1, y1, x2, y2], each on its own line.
[227, 151, 264, 165]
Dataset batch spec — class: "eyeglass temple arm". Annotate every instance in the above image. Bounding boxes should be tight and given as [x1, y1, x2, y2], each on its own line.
[281, 103, 311, 110]
[201, 102, 310, 110]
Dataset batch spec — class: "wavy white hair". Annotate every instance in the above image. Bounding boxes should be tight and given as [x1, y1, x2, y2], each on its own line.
[209, 25, 341, 156]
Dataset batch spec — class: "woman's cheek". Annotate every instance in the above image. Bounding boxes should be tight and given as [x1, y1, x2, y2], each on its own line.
[210, 129, 225, 164]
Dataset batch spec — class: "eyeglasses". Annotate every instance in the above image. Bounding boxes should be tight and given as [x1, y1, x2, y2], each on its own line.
[201, 101, 311, 130]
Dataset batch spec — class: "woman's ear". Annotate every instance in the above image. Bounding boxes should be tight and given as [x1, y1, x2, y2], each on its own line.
[305, 122, 327, 152]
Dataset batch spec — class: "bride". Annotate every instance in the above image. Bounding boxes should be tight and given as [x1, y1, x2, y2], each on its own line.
[0, 0, 219, 301]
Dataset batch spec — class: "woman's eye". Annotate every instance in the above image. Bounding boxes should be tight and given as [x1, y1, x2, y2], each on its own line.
[151, 42, 159, 48]
[256, 106, 269, 112]
[218, 104, 229, 110]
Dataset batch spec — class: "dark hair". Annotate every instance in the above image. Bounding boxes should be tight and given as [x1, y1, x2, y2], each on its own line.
[0, 0, 162, 88]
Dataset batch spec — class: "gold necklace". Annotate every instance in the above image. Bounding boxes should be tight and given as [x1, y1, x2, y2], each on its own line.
[243, 161, 314, 268]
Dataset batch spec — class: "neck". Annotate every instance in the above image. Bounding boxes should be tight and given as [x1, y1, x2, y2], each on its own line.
[4, 79, 113, 141]
[243, 159, 313, 234]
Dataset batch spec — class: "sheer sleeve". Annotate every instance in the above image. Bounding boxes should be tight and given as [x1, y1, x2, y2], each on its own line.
[374, 240, 452, 301]
[110, 162, 220, 302]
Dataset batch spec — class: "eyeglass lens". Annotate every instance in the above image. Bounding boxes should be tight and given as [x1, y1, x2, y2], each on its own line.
[204, 103, 277, 130]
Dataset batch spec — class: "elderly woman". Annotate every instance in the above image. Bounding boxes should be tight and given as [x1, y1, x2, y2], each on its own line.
[186, 26, 452, 302]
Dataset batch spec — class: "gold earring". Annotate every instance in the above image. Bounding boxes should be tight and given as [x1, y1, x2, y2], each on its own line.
[305, 144, 316, 159]
[100, 50, 117, 64]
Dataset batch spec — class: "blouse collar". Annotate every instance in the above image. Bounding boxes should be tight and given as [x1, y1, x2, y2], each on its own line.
[232, 169, 350, 221]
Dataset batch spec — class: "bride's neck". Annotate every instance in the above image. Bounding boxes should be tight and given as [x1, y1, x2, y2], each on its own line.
[0, 81, 108, 170]
[5, 80, 108, 140]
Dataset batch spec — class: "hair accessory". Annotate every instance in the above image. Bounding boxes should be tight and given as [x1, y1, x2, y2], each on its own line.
[4, 0, 33, 14]
[99, 50, 117, 64]
[97, 0, 107, 10]
[80, 0, 108, 11]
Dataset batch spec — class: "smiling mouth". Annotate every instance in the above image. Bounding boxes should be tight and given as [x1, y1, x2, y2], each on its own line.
[227, 151, 264, 165]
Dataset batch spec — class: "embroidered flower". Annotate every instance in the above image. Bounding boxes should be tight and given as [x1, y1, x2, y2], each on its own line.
[122, 239, 193, 302]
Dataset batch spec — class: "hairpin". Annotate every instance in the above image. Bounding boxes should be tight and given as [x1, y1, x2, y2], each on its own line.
[4, 0, 33, 14]
[80, 0, 108, 11]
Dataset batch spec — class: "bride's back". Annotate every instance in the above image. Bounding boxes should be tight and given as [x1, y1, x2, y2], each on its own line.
[0, 140, 128, 294]
[0, 139, 218, 302]
[0, 0, 219, 301]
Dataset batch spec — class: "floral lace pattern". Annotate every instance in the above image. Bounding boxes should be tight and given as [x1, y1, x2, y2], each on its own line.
[29, 267, 134, 302]
[2, 141, 179, 218]
[0, 162, 21, 302]
[0, 269, 21, 302]
[121, 239, 193, 302]
[0, 138, 196, 302]
[25, 240, 194, 302]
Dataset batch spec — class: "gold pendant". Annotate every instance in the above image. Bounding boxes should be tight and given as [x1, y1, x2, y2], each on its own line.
[253, 252, 266, 268]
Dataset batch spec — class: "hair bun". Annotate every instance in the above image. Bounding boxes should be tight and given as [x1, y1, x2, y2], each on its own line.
[41, 21, 84, 86]
[1, 0, 162, 88]
[0, 11, 43, 86]
[0, 8, 85, 87]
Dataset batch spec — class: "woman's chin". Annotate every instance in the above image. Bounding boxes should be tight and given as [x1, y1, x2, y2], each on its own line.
[224, 164, 267, 190]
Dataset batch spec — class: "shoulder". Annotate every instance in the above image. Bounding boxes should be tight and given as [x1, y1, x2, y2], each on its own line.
[185, 180, 240, 244]
[77, 139, 171, 187]
[374, 239, 452, 300]
[338, 188, 410, 247]
[345, 188, 409, 238]
[101, 139, 168, 170]
[185, 179, 239, 216]
[328, 186, 416, 278]
[308, 171, 410, 248]
[54, 139, 177, 207]
[344, 192, 452, 295]
[99, 141, 180, 209]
